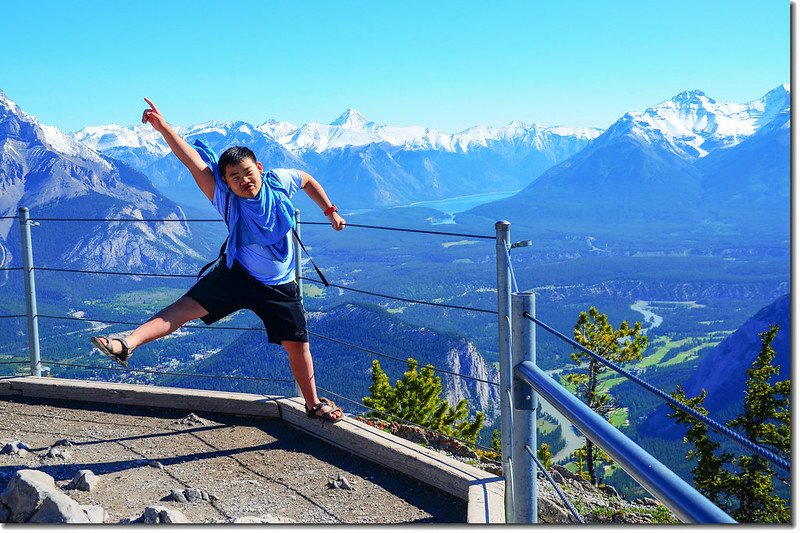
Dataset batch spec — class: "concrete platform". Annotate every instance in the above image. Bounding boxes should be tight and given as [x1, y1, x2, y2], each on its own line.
[0, 376, 504, 523]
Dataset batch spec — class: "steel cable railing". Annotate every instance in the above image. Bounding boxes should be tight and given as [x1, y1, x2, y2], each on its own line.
[524, 443, 584, 524]
[29, 215, 494, 240]
[300, 276, 496, 314]
[522, 312, 791, 476]
[300, 221, 495, 240]
[35, 314, 499, 388]
[10, 212, 589, 518]
[36, 267, 196, 279]
[31, 217, 222, 223]
[309, 331, 499, 387]
[38, 360, 296, 384]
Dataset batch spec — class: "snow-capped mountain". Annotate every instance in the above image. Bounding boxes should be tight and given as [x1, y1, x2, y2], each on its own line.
[72, 108, 601, 208]
[465, 84, 790, 245]
[607, 84, 790, 158]
[0, 90, 209, 273]
[274, 108, 602, 154]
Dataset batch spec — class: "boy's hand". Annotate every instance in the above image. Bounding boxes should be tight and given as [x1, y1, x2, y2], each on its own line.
[329, 212, 345, 231]
[141, 97, 168, 133]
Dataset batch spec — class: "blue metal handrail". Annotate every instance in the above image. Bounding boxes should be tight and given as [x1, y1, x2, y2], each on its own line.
[515, 361, 736, 524]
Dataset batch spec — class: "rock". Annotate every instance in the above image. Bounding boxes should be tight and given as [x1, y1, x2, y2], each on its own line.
[328, 473, 354, 491]
[166, 489, 187, 503]
[81, 505, 108, 523]
[0, 441, 31, 457]
[54, 439, 74, 447]
[599, 485, 619, 499]
[44, 448, 71, 460]
[0, 502, 10, 522]
[29, 492, 90, 523]
[136, 459, 165, 470]
[174, 413, 206, 426]
[537, 493, 572, 524]
[66, 470, 99, 492]
[0, 469, 58, 522]
[141, 505, 190, 524]
[164, 488, 216, 503]
[183, 488, 203, 502]
[552, 464, 585, 483]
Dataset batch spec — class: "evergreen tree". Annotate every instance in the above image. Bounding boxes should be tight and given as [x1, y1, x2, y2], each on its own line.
[537, 443, 553, 470]
[363, 358, 485, 443]
[565, 307, 647, 485]
[669, 325, 790, 523]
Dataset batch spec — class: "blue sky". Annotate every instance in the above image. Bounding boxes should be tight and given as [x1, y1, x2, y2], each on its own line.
[0, 1, 790, 133]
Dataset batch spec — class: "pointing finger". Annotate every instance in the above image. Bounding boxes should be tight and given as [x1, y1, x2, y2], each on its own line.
[143, 97, 161, 115]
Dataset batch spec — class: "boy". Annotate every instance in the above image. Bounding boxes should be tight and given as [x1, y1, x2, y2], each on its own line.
[92, 98, 345, 422]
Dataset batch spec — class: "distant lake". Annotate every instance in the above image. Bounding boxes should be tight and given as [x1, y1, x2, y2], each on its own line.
[341, 189, 521, 221]
[407, 190, 521, 224]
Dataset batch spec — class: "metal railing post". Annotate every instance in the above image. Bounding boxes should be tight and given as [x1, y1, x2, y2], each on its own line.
[495, 220, 513, 523]
[18, 207, 42, 377]
[511, 291, 537, 523]
[293, 208, 303, 398]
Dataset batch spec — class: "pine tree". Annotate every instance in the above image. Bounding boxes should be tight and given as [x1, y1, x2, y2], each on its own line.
[669, 325, 790, 523]
[565, 307, 647, 485]
[363, 358, 485, 443]
[537, 443, 553, 470]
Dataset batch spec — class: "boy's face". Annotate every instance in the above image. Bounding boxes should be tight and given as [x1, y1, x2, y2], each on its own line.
[223, 159, 263, 199]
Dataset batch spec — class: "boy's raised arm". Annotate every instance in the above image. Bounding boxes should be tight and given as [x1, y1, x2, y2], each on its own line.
[142, 98, 215, 202]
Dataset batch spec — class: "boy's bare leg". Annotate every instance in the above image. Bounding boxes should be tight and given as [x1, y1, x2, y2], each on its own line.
[98, 297, 208, 354]
[282, 340, 342, 420]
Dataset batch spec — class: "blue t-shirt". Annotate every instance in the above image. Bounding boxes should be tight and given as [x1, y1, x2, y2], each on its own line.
[211, 168, 303, 285]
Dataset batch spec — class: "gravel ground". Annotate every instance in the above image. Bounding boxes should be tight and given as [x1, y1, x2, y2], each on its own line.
[0, 396, 466, 524]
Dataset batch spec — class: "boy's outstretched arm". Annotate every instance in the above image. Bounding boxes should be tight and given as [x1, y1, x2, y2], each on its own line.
[299, 171, 345, 231]
[142, 98, 215, 201]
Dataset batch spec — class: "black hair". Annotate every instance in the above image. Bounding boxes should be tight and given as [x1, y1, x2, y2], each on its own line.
[218, 146, 257, 178]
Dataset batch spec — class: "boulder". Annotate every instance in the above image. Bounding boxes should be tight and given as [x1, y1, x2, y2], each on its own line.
[29, 492, 90, 523]
[66, 470, 99, 492]
[0, 469, 58, 522]
[141, 505, 190, 524]
[0, 502, 10, 523]
[81, 504, 108, 524]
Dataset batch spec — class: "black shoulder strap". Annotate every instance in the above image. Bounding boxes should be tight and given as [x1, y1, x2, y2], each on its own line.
[292, 228, 329, 287]
[197, 191, 232, 281]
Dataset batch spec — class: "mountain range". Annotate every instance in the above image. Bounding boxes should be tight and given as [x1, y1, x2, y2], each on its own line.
[462, 85, 790, 246]
[0, 90, 209, 273]
[72, 108, 602, 209]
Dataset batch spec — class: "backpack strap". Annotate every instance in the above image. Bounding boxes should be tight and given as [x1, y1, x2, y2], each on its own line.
[197, 191, 232, 281]
[292, 228, 329, 287]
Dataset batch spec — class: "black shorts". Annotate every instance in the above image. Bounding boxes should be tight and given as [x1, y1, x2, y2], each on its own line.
[184, 261, 309, 345]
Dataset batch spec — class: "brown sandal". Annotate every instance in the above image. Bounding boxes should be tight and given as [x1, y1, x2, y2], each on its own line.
[91, 336, 132, 367]
[305, 397, 343, 423]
